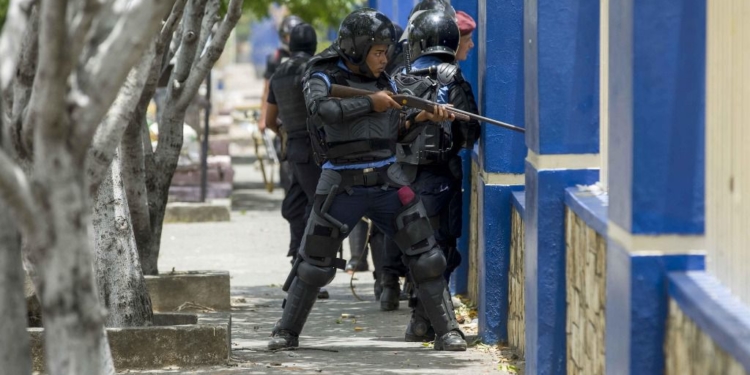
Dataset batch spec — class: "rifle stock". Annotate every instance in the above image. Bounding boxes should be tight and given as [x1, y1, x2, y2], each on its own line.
[329, 83, 524, 133]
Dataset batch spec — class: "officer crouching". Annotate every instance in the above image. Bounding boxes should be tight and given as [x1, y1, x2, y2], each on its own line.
[268, 8, 468, 352]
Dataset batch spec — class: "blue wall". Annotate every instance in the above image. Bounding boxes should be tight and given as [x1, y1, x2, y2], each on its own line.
[477, 180, 524, 343]
[608, 0, 706, 235]
[523, 0, 600, 374]
[368, 0, 419, 28]
[605, 1, 707, 374]
[478, 0, 526, 173]
[524, 0, 600, 155]
[606, 240, 705, 375]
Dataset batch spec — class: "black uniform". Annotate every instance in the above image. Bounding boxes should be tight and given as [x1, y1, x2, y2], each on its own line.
[267, 49, 321, 261]
[388, 9, 481, 342]
[268, 9, 466, 352]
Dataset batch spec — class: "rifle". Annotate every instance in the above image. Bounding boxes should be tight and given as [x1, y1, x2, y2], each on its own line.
[253, 130, 276, 192]
[329, 84, 525, 133]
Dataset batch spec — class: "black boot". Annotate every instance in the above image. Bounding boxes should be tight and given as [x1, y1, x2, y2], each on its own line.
[268, 277, 319, 350]
[373, 271, 383, 300]
[370, 230, 384, 300]
[379, 272, 400, 311]
[404, 298, 435, 342]
[346, 220, 370, 272]
[416, 277, 466, 351]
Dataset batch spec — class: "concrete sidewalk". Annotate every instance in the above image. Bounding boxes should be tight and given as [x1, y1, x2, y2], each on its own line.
[125, 164, 522, 374]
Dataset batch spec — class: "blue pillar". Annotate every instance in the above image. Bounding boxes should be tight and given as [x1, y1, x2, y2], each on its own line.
[523, 1, 600, 374]
[470, 0, 527, 345]
[449, 0, 479, 298]
[606, 1, 707, 374]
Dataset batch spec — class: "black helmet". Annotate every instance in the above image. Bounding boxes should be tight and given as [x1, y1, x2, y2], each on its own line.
[290, 23, 318, 55]
[336, 8, 396, 76]
[279, 15, 304, 45]
[409, 0, 456, 20]
[408, 10, 459, 61]
[390, 23, 405, 58]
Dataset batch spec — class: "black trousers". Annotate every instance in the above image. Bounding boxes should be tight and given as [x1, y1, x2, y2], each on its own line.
[280, 139, 322, 259]
[381, 164, 463, 282]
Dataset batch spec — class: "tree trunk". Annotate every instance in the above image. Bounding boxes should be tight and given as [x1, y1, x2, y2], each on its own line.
[35, 144, 108, 375]
[121, 107, 157, 275]
[0, 201, 32, 375]
[144, 104, 189, 275]
[93, 151, 153, 327]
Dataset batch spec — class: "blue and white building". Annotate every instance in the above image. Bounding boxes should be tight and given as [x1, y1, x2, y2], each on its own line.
[367, 0, 750, 374]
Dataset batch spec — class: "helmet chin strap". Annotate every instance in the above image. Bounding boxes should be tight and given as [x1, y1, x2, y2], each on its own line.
[359, 61, 376, 78]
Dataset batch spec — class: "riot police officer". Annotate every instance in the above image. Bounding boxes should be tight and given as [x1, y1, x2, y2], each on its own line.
[378, 0, 462, 312]
[265, 23, 322, 268]
[390, 9, 481, 342]
[260, 15, 304, 193]
[268, 8, 467, 352]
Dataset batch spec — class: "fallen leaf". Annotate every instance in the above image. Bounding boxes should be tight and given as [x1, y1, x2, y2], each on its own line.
[353, 326, 364, 332]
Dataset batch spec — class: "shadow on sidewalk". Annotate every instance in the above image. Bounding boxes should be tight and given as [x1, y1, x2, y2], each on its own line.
[224, 283, 489, 374]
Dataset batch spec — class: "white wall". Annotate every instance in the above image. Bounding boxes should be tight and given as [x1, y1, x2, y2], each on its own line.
[705, 0, 750, 305]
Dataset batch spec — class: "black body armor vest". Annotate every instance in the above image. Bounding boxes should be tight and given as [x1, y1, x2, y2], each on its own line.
[270, 52, 313, 137]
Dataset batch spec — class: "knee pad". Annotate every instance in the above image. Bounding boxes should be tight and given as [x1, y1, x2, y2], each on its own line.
[392, 196, 437, 256]
[299, 204, 344, 268]
[297, 261, 336, 287]
[408, 247, 447, 283]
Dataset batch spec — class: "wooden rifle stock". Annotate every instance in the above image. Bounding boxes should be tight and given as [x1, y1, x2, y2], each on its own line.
[329, 84, 470, 121]
[329, 84, 525, 133]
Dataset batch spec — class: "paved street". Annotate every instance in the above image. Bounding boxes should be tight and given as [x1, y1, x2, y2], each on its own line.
[123, 163, 521, 374]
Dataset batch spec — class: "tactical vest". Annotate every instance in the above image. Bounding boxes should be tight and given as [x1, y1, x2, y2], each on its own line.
[264, 48, 290, 79]
[270, 52, 312, 137]
[393, 64, 455, 166]
[307, 51, 400, 165]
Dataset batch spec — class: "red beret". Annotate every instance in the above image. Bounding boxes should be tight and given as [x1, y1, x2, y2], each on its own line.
[456, 11, 476, 36]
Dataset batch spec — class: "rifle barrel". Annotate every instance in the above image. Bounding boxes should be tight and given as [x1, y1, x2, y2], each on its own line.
[329, 84, 525, 133]
[448, 107, 526, 133]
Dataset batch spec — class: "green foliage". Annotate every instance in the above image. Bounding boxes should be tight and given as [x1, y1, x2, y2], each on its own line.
[239, 0, 364, 28]
[0, 1, 362, 33]
[0, 0, 9, 29]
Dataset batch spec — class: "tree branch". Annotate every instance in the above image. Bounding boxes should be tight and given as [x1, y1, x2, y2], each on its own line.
[70, 0, 177, 159]
[171, 0, 208, 85]
[160, 0, 188, 48]
[180, 0, 242, 109]
[86, 39, 157, 198]
[9, 7, 39, 160]
[0, 148, 38, 238]
[194, 0, 220, 68]
[26, 0, 71, 145]
[167, 19, 183, 65]
[66, 0, 100, 70]
[0, 0, 37, 90]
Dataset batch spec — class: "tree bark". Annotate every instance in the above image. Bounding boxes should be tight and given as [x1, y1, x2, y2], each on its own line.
[0, 200, 32, 375]
[121, 109, 156, 274]
[87, 38, 156, 197]
[119, 0, 188, 276]
[0, 0, 186, 373]
[93, 151, 153, 327]
[138, 0, 243, 275]
[33, 144, 108, 375]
